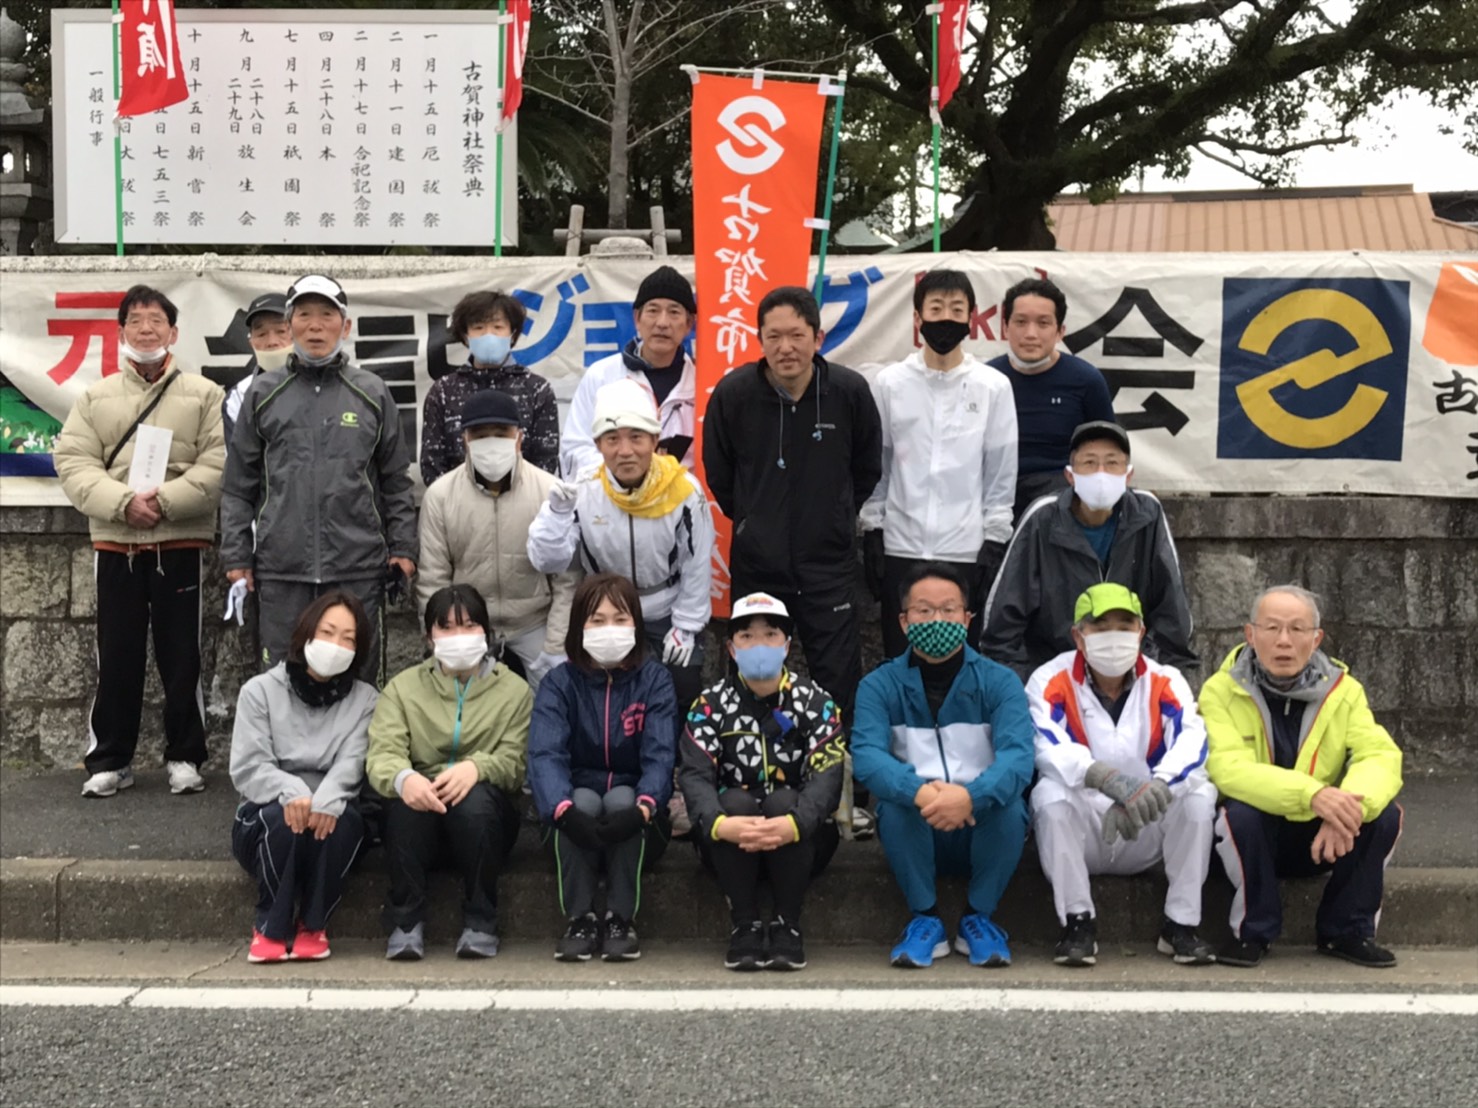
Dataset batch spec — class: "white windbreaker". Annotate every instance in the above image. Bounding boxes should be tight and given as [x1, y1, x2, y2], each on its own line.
[558, 348, 697, 480]
[1026, 648, 1209, 808]
[858, 352, 1017, 559]
[525, 466, 713, 634]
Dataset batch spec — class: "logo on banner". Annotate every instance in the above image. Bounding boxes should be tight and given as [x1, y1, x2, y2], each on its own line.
[1218, 278, 1410, 460]
[715, 96, 787, 175]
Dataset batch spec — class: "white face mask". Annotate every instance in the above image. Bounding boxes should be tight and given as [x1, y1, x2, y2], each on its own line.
[1070, 467, 1131, 512]
[583, 625, 636, 668]
[1081, 630, 1142, 678]
[433, 632, 489, 671]
[120, 341, 168, 366]
[254, 346, 292, 372]
[468, 437, 518, 482]
[303, 638, 355, 678]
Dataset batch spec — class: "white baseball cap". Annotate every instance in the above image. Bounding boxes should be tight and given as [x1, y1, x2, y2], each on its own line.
[591, 378, 661, 438]
[286, 274, 349, 316]
[728, 592, 793, 635]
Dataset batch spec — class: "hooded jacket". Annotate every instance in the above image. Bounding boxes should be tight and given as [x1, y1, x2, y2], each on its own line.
[1200, 644, 1402, 823]
[851, 646, 1034, 814]
[981, 486, 1197, 680]
[859, 351, 1018, 558]
[229, 663, 378, 818]
[679, 670, 847, 842]
[701, 354, 883, 593]
[54, 356, 226, 547]
[219, 351, 418, 582]
[420, 359, 560, 484]
[527, 656, 678, 821]
[559, 342, 697, 479]
[417, 455, 579, 654]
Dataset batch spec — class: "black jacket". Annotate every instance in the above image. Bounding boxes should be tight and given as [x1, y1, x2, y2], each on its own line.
[980, 486, 1198, 680]
[702, 355, 882, 593]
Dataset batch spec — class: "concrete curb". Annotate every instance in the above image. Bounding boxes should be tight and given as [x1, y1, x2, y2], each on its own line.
[4, 850, 1476, 947]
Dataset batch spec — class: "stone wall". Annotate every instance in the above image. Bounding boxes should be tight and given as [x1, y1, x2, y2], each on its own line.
[2, 496, 1474, 772]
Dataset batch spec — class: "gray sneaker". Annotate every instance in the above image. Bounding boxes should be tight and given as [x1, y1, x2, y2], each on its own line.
[455, 928, 500, 959]
[385, 923, 425, 961]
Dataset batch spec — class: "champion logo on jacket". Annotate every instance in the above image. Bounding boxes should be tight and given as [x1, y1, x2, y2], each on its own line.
[1038, 651, 1190, 776]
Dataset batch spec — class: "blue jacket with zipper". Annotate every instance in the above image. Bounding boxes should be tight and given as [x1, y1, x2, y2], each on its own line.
[528, 656, 677, 821]
[851, 646, 1034, 814]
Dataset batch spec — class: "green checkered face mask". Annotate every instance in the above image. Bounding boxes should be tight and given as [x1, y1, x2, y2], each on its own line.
[905, 619, 969, 659]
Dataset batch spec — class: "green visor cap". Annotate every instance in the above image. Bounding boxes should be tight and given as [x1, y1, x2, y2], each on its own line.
[1073, 582, 1144, 623]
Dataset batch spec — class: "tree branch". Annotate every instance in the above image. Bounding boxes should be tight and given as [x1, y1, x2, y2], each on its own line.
[1191, 142, 1282, 186]
[1196, 131, 1356, 157]
[1102, 0, 1244, 26]
[628, 105, 692, 151]
[525, 82, 613, 130]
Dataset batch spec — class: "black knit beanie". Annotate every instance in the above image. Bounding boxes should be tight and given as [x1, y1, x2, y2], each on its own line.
[633, 265, 696, 314]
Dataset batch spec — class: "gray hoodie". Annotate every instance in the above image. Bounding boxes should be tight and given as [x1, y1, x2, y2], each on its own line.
[229, 663, 378, 818]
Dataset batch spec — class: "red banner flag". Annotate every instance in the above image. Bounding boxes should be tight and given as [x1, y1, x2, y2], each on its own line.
[690, 73, 828, 611]
[932, 0, 968, 124]
[498, 0, 532, 131]
[116, 0, 188, 117]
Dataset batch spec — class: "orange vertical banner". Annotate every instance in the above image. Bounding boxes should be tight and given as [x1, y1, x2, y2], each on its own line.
[689, 73, 828, 614]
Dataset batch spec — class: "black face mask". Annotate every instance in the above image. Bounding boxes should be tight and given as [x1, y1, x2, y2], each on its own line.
[919, 318, 971, 355]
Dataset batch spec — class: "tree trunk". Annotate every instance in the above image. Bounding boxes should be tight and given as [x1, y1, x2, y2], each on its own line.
[607, 71, 630, 229]
[939, 161, 1058, 251]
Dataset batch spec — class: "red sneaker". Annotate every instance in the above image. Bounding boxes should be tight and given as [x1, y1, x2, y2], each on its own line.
[291, 926, 331, 961]
[247, 930, 290, 964]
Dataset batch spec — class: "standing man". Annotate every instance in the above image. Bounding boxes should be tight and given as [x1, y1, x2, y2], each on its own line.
[420, 289, 560, 483]
[986, 278, 1115, 522]
[1202, 586, 1403, 969]
[981, 420, 1196, 682]
[54, 284, 225, 798]
[560, 265, 698, 479]
[418, 388, 578, 693]
[702, 285, 883, 727]
[1027, 584, 1216, 968]
[221, 274, 418, 685]
[222, 292, 292, 446]
[861, 269, 1017, 656]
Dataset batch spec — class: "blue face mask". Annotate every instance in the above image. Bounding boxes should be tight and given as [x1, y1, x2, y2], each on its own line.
[468, 333, 512, 366]
[733, 643, 787, 682]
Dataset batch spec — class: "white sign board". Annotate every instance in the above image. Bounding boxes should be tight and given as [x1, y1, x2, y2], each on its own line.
[51, 9, 518, 247]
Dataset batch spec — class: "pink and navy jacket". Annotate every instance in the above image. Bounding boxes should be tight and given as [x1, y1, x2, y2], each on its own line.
[527, 656, 677, 822]
[1026, 648, 1208, 798]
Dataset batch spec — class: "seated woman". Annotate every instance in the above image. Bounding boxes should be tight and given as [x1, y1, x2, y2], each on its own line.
[529, 573, 677, 963]
[230, 591, 379, 964]
[366, 584, 532, 961]
[679, 593, 846, 972]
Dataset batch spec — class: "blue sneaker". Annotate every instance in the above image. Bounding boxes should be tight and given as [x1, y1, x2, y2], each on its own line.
[954, 913, 1011, 967]
[890, 914, 950, 968]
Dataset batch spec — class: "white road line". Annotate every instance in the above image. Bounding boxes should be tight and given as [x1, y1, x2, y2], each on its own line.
[2, 984, 1476, 1015]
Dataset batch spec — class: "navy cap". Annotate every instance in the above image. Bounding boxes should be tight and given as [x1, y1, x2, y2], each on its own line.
[244, 292, 288, 327]
[461, 388, 522, 430]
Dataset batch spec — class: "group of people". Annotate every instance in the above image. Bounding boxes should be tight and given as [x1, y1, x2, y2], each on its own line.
[51, 266, 1404, 971]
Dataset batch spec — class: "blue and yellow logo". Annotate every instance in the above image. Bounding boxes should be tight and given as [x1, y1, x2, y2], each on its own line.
[1218, 278, 1409, 460]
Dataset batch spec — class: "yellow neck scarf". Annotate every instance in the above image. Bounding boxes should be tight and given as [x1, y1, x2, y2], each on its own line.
[599, 452, 695, 519]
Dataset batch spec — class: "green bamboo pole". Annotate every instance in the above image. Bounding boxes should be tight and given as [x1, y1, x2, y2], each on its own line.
[811, 79, 847, 302]
[494, 0, 507, 256]
[112, 0, 125, 257]
[931, 8, 941, 252]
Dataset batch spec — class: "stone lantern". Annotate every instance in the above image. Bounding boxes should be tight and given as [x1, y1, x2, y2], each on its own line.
[0, 6, 51, 255]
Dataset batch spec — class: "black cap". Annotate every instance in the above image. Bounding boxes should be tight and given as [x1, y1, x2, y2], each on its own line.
[244, 292, 288, 328]
[633, 265, 696, 315]
[460, 388, 522, 431]
[1069, 420, 1131, 457]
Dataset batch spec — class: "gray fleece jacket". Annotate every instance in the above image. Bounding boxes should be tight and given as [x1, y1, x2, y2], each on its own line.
[229, 663, 378, 818]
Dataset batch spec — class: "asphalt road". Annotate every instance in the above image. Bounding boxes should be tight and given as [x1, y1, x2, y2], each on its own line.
[3, 1003, 1474, 1107]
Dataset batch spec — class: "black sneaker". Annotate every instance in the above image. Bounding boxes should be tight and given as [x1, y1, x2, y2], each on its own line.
[1053, 912, 1097, 967]
[1157, 919, 1215, 965]
[724, 920, 768, 972]
[1217, 938, 1268, 967]
[767, 919, 807, 971]
[554, 913, 600, 962]
[601, 913, 641, 961]
[1317, 934, 1396, 968]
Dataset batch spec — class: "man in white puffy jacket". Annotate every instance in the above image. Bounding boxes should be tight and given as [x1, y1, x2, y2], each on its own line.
[417, 388, 578, 692]
[528, 378, 713, 712]
[1026, 583, 1216, 969]
[861, 270, 1017, 657]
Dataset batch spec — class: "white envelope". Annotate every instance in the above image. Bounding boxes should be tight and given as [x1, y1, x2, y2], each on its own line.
[126, 424, 173, 492]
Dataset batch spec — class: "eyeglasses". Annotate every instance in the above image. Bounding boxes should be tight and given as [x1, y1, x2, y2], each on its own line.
[1251, 623, 1319, 638]
[907, 604, 966, 620]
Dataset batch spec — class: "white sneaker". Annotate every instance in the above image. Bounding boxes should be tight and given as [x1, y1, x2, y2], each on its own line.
[81, 767, 135, 798]
[167, 761, 206, 794]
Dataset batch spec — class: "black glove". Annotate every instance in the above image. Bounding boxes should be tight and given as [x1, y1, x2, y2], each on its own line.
[862, 530, 885, 602]
[599, 803, 647, 844]
[384, 563, 407, 606]
[556, 806, 603, 850]
[976, 539, 1007, 596]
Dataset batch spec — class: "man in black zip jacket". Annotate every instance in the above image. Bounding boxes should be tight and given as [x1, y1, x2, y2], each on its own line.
[702, 285, 883, 727]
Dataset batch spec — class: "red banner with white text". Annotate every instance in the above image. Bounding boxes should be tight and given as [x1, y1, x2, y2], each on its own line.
[933, 0, 968, 123]
[117, 0, 188, 117]
[498, 0, 532, 130]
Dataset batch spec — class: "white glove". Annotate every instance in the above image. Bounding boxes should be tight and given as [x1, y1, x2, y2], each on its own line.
[662, 627, 694, 667]
[548, 478, 581, 514]
[222, 577, 248, 626]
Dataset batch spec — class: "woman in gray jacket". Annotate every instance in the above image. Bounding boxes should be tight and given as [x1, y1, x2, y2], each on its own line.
[229, 591, 379, 963]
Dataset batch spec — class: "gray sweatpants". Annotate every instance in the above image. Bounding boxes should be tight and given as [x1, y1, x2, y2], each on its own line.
[256, 577, 385, 686]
